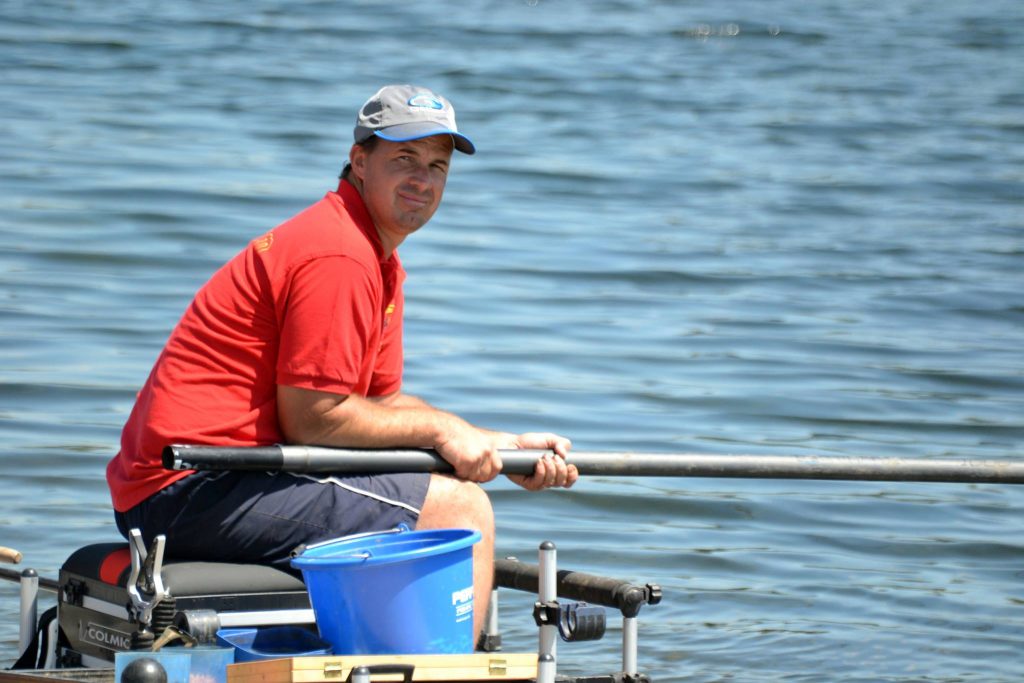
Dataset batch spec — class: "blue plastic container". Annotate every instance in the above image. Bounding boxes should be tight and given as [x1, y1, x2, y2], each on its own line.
[115, 648, 233, 683]
[216, 626, 332, 662]
[184, 647, 234, 683]
[291, 527, 481, 655]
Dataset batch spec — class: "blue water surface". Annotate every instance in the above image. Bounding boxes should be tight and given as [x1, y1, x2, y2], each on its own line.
[1, 1, 1022, 680]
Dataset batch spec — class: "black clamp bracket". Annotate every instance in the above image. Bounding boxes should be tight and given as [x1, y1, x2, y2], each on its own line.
[534, 600, 607, 642]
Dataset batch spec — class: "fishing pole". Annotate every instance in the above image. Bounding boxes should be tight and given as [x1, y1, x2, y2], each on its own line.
[164, 444, 1024, 485]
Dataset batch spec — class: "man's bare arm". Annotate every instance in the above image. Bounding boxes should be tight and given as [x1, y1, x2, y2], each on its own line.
[277, 385, 502, 482]
[277, 385, 577, 489]
[367, 391, 435, 410]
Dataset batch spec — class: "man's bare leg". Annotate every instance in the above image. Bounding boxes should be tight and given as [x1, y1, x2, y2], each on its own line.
[415, 473, 495, 640]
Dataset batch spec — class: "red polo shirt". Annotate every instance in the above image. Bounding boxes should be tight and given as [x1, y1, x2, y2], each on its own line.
[107, 181, 405, 511]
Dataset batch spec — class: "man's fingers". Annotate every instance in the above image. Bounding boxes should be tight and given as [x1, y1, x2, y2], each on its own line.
[483, 448, 503, 482]
[467, 447, 502, 483]
[544, 456, 578, 489]
[514, 432, 572, 457]
[531, 455, 569, 489]
[499, 432, 576, 490]
[544, 456, 561, 486]
[566, 464, 579, 487]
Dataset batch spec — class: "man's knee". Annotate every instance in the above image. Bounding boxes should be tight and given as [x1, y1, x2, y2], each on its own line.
[416, 474, 494, 534]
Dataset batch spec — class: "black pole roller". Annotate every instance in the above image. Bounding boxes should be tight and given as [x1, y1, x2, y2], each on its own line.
[163, 444, 1024, 484]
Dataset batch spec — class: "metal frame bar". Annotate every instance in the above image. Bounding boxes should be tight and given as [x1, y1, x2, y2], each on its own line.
[536, 542, 558, 683]
[18, 570, 39, 663]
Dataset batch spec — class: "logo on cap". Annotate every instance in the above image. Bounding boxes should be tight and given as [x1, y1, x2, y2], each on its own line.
[408, 94, 444, 110]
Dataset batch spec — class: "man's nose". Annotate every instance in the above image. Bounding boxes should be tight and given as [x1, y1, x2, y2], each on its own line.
[407, 163, 431, 189]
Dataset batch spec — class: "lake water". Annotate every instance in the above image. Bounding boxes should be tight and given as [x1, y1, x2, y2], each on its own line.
[1, 1, 1022, 680]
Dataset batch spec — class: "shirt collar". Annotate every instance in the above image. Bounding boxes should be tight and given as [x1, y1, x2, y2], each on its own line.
[335, 179, 389, 262]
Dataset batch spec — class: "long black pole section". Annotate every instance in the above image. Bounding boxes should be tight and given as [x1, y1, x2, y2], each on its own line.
[0, 567, 59, 592]
[163, 444, 1024, 484]
[494, 558, 659, 617]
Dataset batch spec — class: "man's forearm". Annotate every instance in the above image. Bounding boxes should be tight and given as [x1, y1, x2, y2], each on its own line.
[278, 384, 512, 481]
[278, 385, 463, 449]
[369, 391, 436, 411]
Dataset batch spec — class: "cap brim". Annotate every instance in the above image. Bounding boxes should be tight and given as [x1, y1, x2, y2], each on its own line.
[372, 122, 476, 155]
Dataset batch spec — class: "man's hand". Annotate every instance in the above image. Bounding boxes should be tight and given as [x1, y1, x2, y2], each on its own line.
[435, 425, 577, 490]
[434, 416, 504, 483]
[499, 432, 578, 491]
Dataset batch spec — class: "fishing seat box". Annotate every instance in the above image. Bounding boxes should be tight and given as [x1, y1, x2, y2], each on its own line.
[57, 542, 313, 666]
[227, 653, 537, 683]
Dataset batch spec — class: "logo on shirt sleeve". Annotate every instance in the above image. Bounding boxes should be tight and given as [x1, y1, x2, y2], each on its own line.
[383, 302, 396, 329]
[253, 232, 274, 253]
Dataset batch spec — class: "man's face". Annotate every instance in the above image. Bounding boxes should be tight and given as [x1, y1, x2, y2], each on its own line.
[350, 135, 454, 250]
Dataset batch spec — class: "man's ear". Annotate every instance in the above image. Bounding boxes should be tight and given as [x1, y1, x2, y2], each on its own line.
[348, 143, 366, 181]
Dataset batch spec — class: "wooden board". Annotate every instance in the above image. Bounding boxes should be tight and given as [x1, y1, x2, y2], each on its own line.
[227, 653, 537, 683]
[0, 671, 112, 683]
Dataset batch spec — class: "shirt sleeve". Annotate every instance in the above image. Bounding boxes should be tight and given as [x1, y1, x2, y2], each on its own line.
[276, 255, 379, 394]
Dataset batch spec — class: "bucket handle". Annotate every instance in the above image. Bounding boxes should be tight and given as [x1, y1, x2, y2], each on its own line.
[296, 523, 409, 555]
[340, 552, 371, 560]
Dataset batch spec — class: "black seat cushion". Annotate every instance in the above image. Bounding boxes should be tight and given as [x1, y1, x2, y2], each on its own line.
[62, 543, 306, 596]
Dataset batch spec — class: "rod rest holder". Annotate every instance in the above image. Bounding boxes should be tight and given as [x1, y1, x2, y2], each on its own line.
[126, 528, 168, 629]
[494, 558, 661, 618]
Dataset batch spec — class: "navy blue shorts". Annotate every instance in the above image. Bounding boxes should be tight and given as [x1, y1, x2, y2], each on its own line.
[114, 470, 431, 574]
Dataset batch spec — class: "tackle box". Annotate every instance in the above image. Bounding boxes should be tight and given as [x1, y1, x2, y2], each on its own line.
[226, 653, 538, 683]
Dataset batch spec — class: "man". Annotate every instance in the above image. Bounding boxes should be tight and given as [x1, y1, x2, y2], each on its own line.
[106, 85, 577, 638]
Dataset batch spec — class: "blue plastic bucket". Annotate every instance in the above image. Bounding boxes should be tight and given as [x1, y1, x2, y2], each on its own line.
[291, 527, 481, 655]
[216, 627, 332, 662]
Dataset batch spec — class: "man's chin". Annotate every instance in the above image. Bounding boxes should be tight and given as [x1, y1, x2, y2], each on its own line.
[397, 211, 434, 233]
